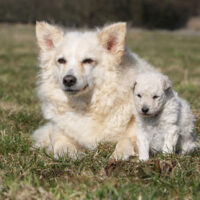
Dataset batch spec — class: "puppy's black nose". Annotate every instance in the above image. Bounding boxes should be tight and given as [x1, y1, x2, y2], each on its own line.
[63, 75, 77, 87]
[142, 107, 149, 114]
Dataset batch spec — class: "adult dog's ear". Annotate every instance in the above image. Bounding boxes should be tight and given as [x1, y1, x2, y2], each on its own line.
[36, 21, 64, 51]
[98, 22, 127, 63]
[162, 75, 172, 92]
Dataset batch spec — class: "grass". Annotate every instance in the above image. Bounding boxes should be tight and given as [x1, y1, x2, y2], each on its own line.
[0, 24, 200, 200]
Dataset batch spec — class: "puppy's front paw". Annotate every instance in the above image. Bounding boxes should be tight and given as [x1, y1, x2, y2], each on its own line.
[111, 139, 137, 161]
[53, 140, 82, 159]
[139, 154, 149, 162]
[162, 145, 173, 154]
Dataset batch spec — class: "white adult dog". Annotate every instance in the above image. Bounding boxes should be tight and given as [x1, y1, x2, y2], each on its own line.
[32, 21, 156, 159]
[132, 72, 199, 161]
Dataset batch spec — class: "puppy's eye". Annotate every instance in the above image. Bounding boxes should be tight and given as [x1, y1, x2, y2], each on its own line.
[57, 58, 66, 64]
[153, 95, 159, 99]
[137, 94, 141, 98]
[82, 58, 94, 64]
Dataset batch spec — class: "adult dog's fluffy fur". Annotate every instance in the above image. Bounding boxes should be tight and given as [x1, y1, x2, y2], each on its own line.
[32, 22, 155, 159]
[132, 72, 199, 161]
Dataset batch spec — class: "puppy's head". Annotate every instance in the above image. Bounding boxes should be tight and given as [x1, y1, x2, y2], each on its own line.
[132, 72, 172, 117]
[36, 22, 126, 97]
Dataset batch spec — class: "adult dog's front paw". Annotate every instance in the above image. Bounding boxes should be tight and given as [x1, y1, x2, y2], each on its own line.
[111, 138, 137, 161]
[32, 123, 52, 151]
[53, 140, 84, 159]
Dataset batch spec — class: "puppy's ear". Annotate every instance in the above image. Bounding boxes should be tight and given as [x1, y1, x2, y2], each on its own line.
[98, 22, 126, 63]
[36, 21, 64, 51]
[162, 75, 172, 92]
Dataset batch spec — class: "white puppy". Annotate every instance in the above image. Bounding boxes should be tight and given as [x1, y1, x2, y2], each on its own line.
[132, 72, 199, 161]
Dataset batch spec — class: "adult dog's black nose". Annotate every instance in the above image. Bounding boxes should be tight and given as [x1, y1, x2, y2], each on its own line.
[63, 75, 77, 87]
[142, 106, 149, 114]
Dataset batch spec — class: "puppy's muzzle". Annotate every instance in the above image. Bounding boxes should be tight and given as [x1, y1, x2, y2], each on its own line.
[142, 106, 149, 114]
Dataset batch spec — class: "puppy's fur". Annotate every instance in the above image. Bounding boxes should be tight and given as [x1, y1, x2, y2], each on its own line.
[32, 22, 156, 159]
[132, 72, 199, 161]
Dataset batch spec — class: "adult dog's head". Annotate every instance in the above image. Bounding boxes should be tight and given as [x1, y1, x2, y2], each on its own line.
[36, 22, 126, 97]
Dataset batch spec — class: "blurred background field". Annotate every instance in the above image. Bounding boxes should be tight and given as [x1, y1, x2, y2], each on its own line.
[0, 0, 200, 199]
[0, 0, 200, 30]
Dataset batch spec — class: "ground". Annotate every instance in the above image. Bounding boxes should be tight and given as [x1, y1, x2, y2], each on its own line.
[0, 24, 200, 200]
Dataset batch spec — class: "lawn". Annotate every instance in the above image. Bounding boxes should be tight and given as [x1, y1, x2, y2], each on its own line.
[0, 24, 200, 200]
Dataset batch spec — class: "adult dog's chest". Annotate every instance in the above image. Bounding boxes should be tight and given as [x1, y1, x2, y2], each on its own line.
[55, 105, 132, 149]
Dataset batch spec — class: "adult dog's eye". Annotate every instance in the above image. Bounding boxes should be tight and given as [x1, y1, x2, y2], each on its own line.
[137, 94, 141, 98]
[57, 58, 66, 64]
[82, 58, 94, 64]
[153, 95, 159, 99]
